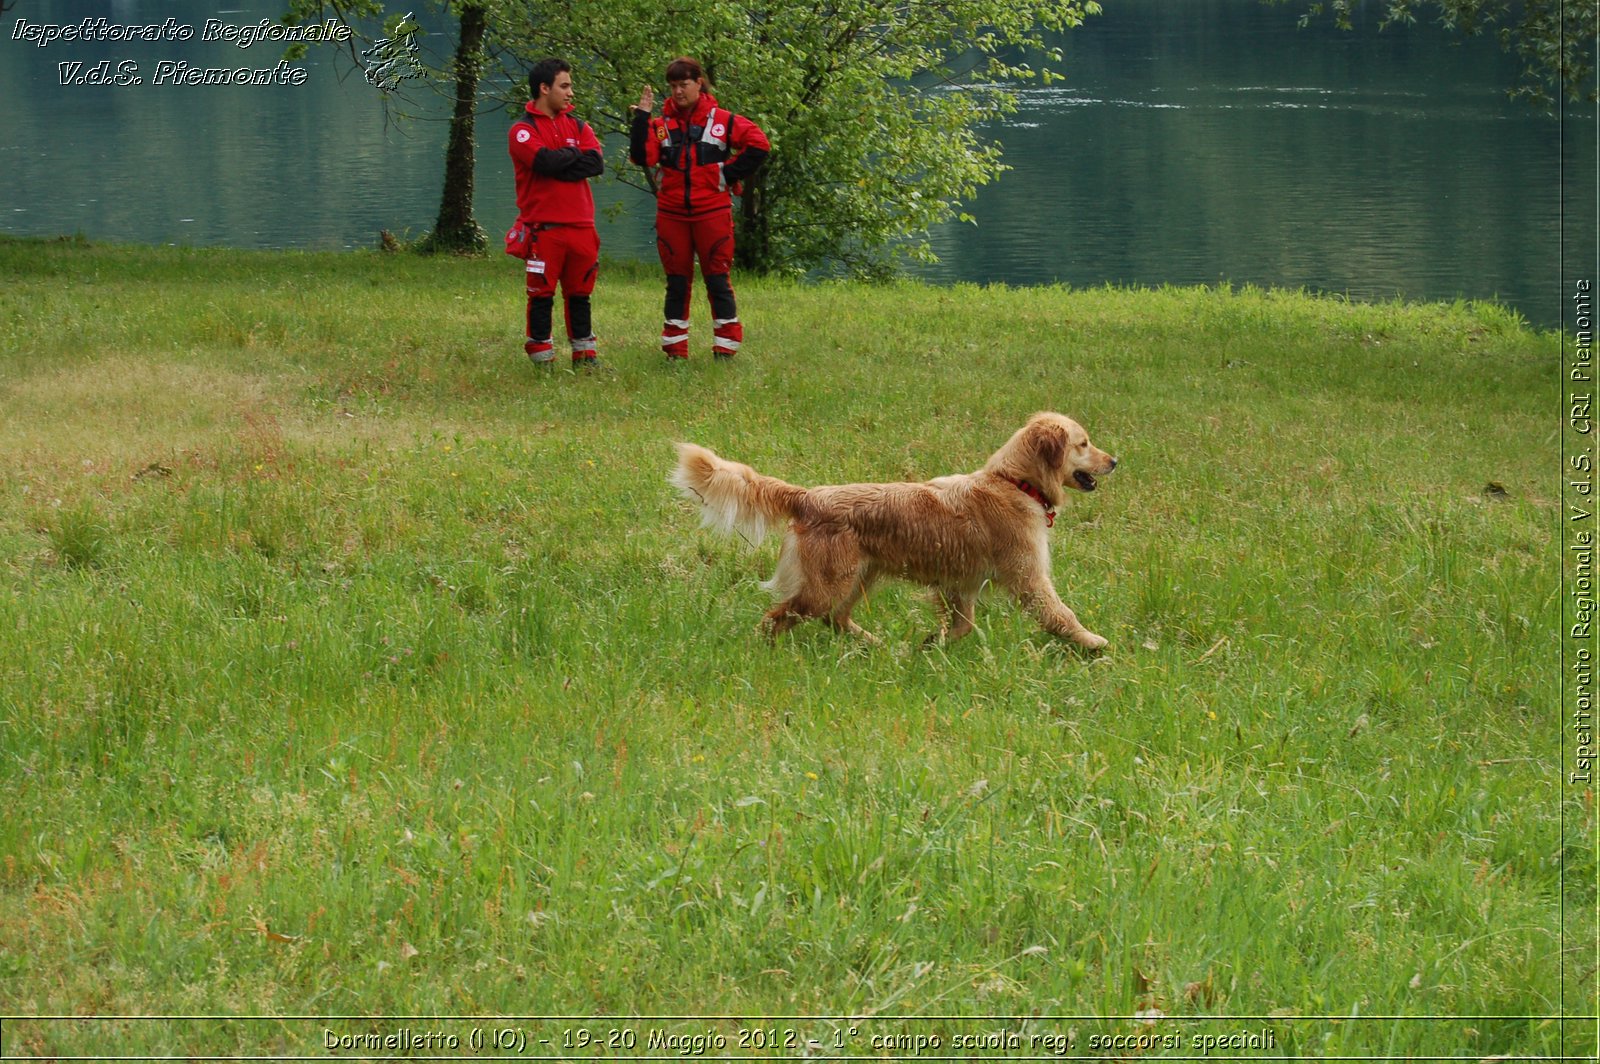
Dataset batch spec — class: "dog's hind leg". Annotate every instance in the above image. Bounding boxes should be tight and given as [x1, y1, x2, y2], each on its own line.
[762, 600, 809, 639]
[827, 565, 881, 645]
[928, 585, 979, 645]
[762, 531, 874, 643]
[760, 532, 815, 639]
[761, 590, 848, 640]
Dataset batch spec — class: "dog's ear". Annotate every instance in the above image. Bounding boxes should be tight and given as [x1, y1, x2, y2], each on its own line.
[1028, 419, 1067, 473]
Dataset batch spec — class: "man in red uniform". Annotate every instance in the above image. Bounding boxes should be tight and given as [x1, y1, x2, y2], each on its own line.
[508, 58, 604, 367]
[629, 57, 769, 361]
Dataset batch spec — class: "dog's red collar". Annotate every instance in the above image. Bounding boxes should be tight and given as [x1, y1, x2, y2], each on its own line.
[1003, 476, 1055, 527]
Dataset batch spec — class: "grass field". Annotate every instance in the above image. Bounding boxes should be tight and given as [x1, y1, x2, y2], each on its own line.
[0, 236, 1590, 1059]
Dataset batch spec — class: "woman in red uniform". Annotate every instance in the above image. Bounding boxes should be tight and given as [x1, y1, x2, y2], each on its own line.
[629, 57, 769, 361]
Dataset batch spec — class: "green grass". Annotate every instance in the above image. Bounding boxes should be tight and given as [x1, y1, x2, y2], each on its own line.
[0, 235, 1587, 1058]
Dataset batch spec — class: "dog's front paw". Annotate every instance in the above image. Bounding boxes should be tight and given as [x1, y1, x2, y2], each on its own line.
[1073, 630, 1108, 652]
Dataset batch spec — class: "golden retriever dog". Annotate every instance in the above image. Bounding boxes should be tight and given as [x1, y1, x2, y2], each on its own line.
[670, 412, 1117, 648]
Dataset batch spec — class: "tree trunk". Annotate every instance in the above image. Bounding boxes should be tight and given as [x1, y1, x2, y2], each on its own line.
[736, 170, 771, 272]
[425, 3, 488, 253]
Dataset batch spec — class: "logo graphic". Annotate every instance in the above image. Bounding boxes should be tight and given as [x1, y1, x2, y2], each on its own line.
[361, 12, 423, 92]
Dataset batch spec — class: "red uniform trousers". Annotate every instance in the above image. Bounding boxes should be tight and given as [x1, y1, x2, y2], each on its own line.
[524, 223, 600, 361]
[655, 209, 741, 359]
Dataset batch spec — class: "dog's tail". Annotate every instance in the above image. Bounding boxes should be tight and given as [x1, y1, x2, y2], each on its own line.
[671, 442, 807, 544]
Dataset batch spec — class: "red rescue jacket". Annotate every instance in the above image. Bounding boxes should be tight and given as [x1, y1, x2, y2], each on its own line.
[509, 102, 603, 226]
[630, 91, 770, 219]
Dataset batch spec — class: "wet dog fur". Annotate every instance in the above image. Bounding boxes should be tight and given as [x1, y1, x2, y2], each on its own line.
[670, 412, 1117, 647]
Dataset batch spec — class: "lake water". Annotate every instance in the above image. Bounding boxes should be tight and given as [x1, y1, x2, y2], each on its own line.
[3, 0, 1592, 328]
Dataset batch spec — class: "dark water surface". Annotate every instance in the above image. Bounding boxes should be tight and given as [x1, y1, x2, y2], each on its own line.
[4, 0, 1591, 327]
